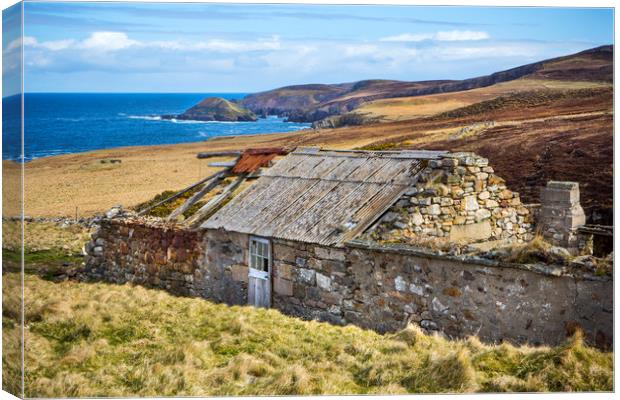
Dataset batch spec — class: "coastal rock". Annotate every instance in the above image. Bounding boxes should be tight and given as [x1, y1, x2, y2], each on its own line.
[164, 97, 257, 122]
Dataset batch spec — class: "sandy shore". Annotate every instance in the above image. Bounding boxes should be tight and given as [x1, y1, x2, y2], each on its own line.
[3, 127, 408, 218]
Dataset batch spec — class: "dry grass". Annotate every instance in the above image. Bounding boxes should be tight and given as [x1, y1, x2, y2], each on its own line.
[2, 273, 612, 397]
[2, 220, 91, 253]
[355, 79, 610, 122]
[132, 176, 254, 221]
[3, 79, 612, 219]
[503, 235, 572, 265]
[3, 127, 396, 218]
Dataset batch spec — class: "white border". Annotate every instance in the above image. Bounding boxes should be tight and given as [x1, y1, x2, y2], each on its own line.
[0, 1, 616, 399]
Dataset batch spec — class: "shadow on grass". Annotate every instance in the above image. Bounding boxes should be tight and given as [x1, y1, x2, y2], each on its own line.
[2, 248, 84, 280]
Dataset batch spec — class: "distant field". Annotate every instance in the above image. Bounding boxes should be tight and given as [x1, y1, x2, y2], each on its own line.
[2, 127, 408, 217]
[355, 79, 611, 121]
[5, 80, 612, 219]
[2, 271, 612, 397]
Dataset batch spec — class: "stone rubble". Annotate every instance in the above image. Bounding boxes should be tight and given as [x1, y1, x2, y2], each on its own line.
[367, 152, 534, 246]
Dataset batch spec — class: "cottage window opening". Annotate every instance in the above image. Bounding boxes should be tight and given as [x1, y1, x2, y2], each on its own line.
[250, 237, 270, 272]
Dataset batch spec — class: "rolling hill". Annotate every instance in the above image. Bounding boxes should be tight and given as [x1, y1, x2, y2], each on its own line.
[236, 45, 612, 125]
[13, 45, 612, 226]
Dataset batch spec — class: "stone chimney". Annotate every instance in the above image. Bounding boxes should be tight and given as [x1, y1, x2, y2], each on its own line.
[539, 181, 586, 253]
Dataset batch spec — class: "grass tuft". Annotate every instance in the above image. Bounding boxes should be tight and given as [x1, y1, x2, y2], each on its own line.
[503, 235, 572, 265]
[2, 273, 612, 397]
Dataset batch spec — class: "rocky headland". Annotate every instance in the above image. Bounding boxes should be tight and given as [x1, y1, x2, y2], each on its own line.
[162, 97, 257, 122]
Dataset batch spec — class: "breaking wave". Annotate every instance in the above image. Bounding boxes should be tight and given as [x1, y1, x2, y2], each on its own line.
[127, 115, 162, 121]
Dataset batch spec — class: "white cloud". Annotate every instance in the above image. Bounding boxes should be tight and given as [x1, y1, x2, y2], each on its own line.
[39, 39, 76, 51]
[6, 37, 25, 52]
[435, 30, 490, 41]
[430, 44, 533, 60]
[380, 33, 434, 42]
[17, 36, 76, 51]
[134, 37, 281, 52]
[22, 29, 566, 90]
[6, 37, 37, 52]
[78, 32, 140, 52]
[381, 30, 490, 42]
[21, 32, 282, 54]
[22, 36, 75, 51]
[202, 36, 281, 52]
[343, 44, 378, 57]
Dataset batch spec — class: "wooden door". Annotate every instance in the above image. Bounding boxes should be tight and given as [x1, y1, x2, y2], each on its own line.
[248, 236, 271, 307]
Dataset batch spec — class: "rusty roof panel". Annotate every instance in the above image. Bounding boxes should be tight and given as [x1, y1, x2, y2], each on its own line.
[202, 148, 426, 245]
[232, 153, 278, 174]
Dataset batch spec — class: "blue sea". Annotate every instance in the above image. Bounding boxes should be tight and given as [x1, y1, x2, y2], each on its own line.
[2, 93, 311, 161]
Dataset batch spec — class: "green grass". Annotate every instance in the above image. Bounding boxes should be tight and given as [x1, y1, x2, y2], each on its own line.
[356, 142, 400, 151]
[132, 184, 234, 220]
[133, 188, 207, 219]
[2, 220, 91, 253]
[2, 220, 86, 279]
[2, 248, 84, 283]
[132, 189, 195, 218]
[2, 273, 612, 397]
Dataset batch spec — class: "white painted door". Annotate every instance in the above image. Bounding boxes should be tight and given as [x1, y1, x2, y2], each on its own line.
[248, 236, 271, 307]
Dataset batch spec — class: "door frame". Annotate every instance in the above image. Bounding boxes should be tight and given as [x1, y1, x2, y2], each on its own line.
[248, 235, 272, 307]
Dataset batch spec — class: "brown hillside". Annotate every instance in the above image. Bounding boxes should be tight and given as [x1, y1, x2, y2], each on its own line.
[238, 45, 612, 123]
[528, 45, 613, 82]
[361, 88, 613, 224]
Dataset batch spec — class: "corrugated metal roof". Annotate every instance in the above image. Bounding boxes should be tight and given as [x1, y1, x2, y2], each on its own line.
[232, 154, 276, 174]
[232, 148, 288, 174]
[201, 148, 429, 245]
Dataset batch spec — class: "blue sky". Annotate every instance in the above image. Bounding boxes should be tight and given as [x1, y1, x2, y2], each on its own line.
[3, 3, 22, 96]
[4, 2, 615, 94]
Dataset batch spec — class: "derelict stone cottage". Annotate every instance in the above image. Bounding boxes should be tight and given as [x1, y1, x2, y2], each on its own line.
[83, 147, 612, 348]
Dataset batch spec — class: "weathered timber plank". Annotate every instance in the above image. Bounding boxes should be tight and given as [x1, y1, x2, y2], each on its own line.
[137, 169, 229, 216]
[197, 151, 241, 159]
[167, 170, 228, 221]
[186, 175, 247, 227]
[208, 161, 238, 168]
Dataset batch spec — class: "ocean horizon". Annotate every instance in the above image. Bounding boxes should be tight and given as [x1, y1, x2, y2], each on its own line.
[2, 93, 311, 161]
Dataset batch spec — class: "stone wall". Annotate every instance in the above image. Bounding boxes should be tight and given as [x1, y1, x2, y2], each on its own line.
[267, 239, 612, 349]
[83, 217, 204, 296]
[84, 218, 612, 349]
[367, 152, 533, 246]
[539, 181, 587, 254]
[84, 217, 253, 305]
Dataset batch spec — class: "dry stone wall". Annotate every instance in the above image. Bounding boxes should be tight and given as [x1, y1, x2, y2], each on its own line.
[84, 218, 612, 348]
[367, 152, 533, 246]
[83, 217, 204, 296]
[83, 218, 252, 305]
[269, 238, 612, 348]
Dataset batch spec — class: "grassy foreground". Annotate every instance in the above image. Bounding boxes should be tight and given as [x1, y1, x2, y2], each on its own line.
[2, 272, 612, 397]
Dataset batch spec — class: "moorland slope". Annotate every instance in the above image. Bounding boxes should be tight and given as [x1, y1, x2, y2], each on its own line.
[7, 46, 612, 223]
[237, 45, 612, 125]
